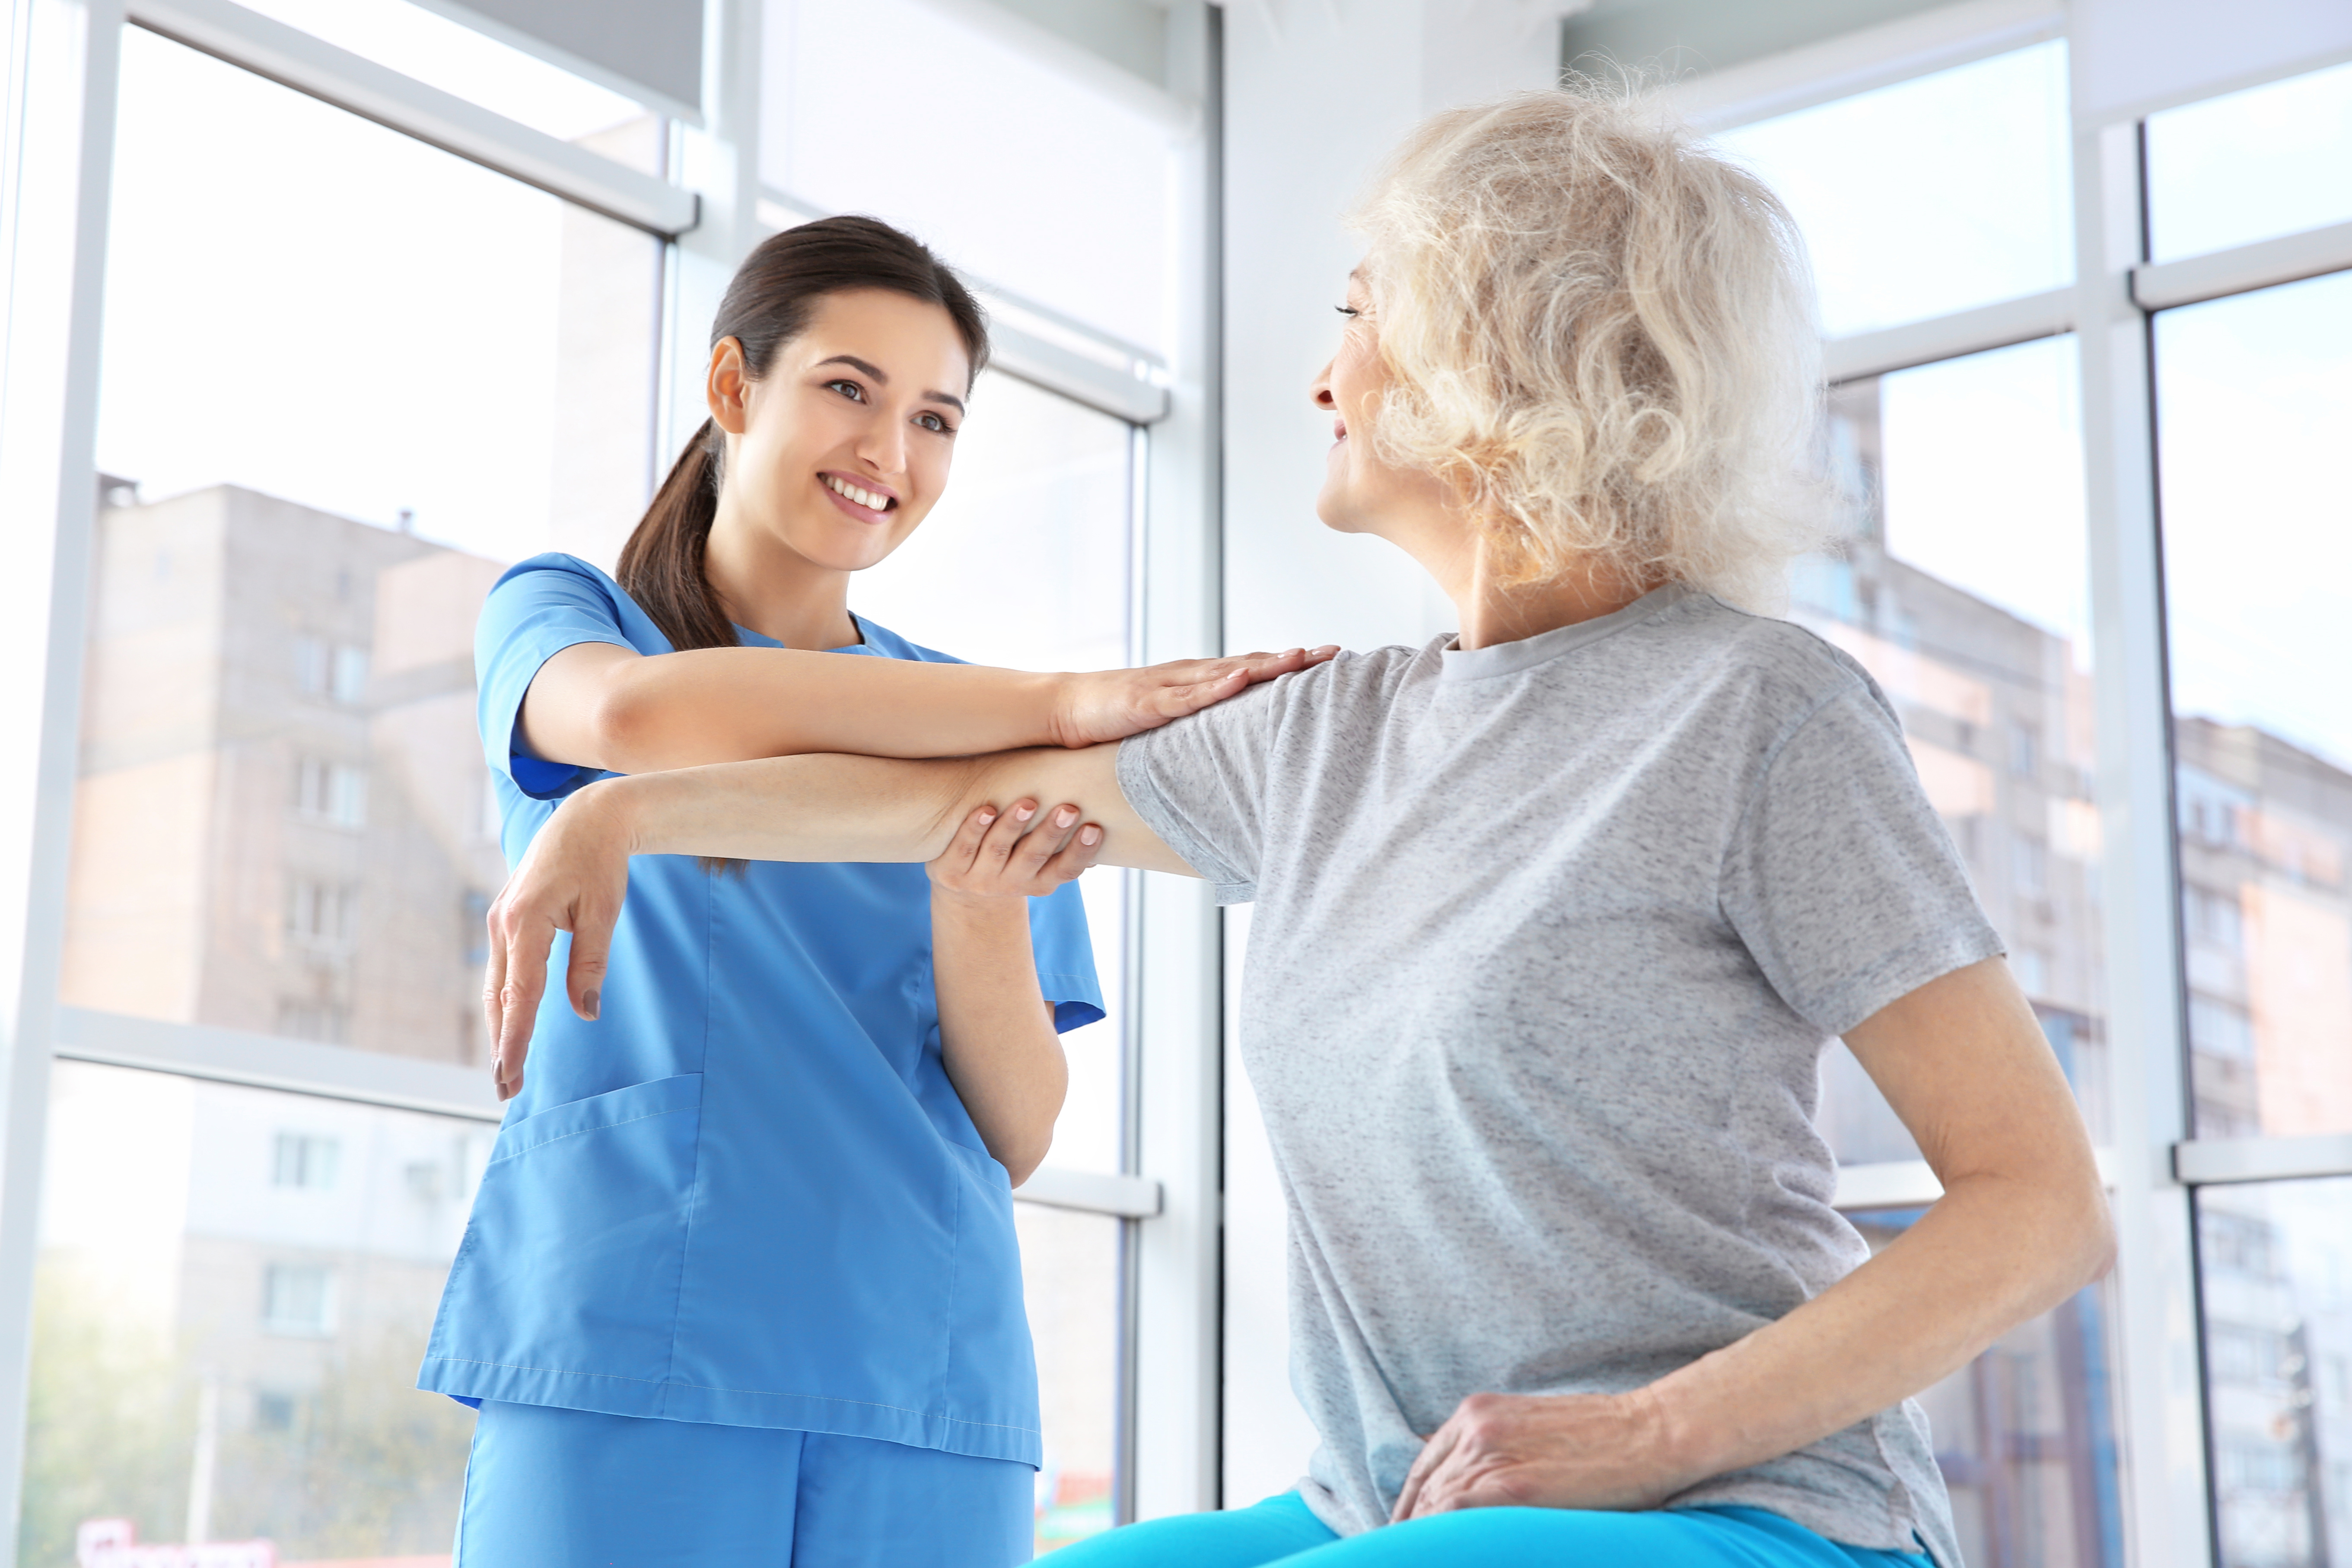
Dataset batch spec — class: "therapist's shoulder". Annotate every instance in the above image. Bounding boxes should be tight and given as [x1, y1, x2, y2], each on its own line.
[479, 553, 666, 656]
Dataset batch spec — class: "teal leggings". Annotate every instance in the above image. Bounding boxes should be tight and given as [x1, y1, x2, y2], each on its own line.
[1050, 1493, 1937, 1568]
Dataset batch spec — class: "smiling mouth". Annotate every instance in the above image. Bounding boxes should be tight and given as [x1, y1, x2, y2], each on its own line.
[823, 473, 897, 512]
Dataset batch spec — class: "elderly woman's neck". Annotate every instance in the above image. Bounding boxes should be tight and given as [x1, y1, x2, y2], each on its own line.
[1447, 546, 1657, 652]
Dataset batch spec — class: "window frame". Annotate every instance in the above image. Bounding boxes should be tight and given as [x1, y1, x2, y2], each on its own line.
[0, 0, 1214, 1549]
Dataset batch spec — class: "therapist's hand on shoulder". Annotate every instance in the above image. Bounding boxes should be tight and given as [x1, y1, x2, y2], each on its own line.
[482, 781, 637, 1101]
[1047, 646, 1339, 749]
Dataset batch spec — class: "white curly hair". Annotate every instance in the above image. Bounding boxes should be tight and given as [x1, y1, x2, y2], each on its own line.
[1348, 83, 1830, 611]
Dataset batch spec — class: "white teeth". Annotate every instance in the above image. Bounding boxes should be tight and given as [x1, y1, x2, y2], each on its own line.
[827, 476, 888, 510]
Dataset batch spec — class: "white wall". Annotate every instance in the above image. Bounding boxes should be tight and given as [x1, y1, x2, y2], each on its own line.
[1215, 0, 1560, 1508]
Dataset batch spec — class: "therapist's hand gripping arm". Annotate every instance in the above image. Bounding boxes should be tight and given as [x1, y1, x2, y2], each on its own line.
[519, 638, 1334, 774]
[481, 744, 1181, 1100]
[1388, 955, 2116, 1519]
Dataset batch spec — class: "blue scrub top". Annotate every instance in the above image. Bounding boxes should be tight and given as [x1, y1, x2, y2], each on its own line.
[418, 554, 1102, 1468]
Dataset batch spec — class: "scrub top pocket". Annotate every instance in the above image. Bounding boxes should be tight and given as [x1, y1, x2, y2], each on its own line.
[423, 1075, 704, 1415]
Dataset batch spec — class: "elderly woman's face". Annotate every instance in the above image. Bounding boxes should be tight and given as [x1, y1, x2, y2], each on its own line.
[1310, 271, 1454, 541]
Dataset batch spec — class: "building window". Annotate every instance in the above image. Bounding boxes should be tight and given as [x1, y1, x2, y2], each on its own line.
[331, 644, 370, 705]
[2012, 835, 2048, 897]
[2009, 721, 2039, 779]
[2183, 884, 2245, 951]
[261, 1263, 336, 1336]
[293, 633, 328, 695]
[287, 878, 357, 949]
[2188, 994, 2256, 1061]
[294, 756, 368, 827]
[272, 1132, 340, 1190]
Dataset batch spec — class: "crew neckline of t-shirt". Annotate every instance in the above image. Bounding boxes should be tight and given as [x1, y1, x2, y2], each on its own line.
[731, 611, 871, 655]
[1438, 582, 1696, 684]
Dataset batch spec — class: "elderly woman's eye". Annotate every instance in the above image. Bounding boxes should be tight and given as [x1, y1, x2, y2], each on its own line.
[1335, 304, 1361, 318]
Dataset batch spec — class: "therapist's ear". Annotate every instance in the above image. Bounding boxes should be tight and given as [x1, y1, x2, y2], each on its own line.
[706, 337, 751, 436]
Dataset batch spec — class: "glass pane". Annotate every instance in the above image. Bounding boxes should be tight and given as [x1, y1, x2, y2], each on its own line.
[2194, 1177, 2352, 1568]
[1712, 42, 2074, 340]
[855, 374, 1133, 1175]
[67, 32, 660, 1065]
[1800, 338, 2108, 1164]
[1849, 1210, 2127, 1568]
[2147, 60, 2352, 264]
[1017, 1205, 1120, 1555]
[2156, 271, 2352, 1139]
[766, 0, 1174, 354]
[20, 1061, 487, 1565]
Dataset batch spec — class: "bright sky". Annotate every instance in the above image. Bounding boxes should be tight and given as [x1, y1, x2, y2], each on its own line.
[1879, 336, 2090, 661]
[2158, 270, 2352, 771]
[98, 27, 580, 562]
[1714, 41, 2075, 340]
[2146, 58, 2352, 262]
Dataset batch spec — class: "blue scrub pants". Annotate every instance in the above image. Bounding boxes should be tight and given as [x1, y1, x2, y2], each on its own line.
[454, 1399, 1032, 1567]
[1048, 1492, 1937, 1568]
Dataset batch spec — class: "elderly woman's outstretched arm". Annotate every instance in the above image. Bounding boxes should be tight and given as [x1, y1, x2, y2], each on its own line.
[1389, 954, 2115, 1519]
[481, 744, 1166, 1094]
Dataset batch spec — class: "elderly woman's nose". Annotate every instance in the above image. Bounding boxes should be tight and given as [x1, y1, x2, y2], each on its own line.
[1311, 363, 1337, 410]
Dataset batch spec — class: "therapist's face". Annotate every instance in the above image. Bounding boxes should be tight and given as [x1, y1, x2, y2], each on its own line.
[707, 288, 972, 575]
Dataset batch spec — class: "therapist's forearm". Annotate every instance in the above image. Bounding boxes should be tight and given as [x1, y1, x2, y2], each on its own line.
[932, 891, 1066, 1186]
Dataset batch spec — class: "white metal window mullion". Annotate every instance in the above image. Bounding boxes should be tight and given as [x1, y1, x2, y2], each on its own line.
[0, 0, 126, 1560]
[1127, 0, 1225, 1521]
[2072, 107, 2215, 1568]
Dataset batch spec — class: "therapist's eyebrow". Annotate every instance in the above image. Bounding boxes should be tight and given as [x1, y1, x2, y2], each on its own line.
[815, 354, 964, 414]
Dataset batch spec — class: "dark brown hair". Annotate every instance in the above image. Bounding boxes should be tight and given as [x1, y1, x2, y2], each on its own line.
[616, 215, 990, 651]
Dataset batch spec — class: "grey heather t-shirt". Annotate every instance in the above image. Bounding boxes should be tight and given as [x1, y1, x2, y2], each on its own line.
[1117, 584, 2000, 1558]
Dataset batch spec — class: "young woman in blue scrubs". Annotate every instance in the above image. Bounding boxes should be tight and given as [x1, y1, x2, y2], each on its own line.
[420, 216, 1327, 1567]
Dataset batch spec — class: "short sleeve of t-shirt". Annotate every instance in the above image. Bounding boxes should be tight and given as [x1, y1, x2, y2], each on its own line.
[475, 554, 652, 801]
[1115, 674, 1292, 904]
[1721, 681, 2005, 1036]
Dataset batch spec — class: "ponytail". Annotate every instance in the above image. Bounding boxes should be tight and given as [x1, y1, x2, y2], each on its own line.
[613, 215, 990, 654]
[616, 419, 736, 652]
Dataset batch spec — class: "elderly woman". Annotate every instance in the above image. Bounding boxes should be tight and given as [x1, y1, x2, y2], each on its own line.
[482, 89, 2111, 1568]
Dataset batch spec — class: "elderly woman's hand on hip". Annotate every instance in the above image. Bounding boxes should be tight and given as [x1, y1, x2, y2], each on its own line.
[1390, 1387, 1695, 1521]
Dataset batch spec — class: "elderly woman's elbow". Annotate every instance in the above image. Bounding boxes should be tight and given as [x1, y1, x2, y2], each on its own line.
[2075, 1182, 2120, 1288]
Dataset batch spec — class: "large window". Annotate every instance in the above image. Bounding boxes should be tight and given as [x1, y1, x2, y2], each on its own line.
[2155, 269, 2352, 1144]
[16, 1, 1179, 1559]
[73, 27, 661, 1067]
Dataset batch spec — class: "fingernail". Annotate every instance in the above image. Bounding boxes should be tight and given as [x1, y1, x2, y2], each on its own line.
[585, 989, 599, 1020]
[1284, 647, 1303, 658]
[977, 811, 996, 825]
[1055, 807, 1077, 827]
[1316, 645, 1340, 655]
[1079, 826, 1101, 846]
[1015, 804, 1034, 821]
